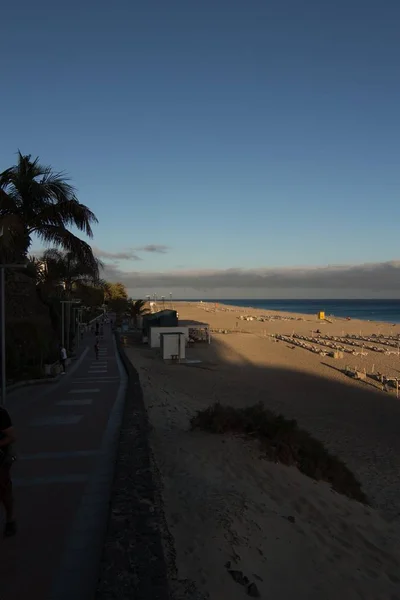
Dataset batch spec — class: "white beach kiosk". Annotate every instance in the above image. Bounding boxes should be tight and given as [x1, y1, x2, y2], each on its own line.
[160, 331, 186, 362]
[143, 310, 211, 363]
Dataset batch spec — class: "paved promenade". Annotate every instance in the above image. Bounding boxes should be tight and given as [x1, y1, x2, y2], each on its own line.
[0, 326, 127, 600]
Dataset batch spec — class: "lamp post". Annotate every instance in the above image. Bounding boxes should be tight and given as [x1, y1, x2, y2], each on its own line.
[72, 306, 82, 349]
[0, 262, 28, 407]
[78, 307, 83, 348]
[60, 299, 80, 349]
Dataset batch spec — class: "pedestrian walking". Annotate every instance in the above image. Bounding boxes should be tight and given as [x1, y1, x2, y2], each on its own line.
[0, 406, 17, 537]
[60, 344, 67, 374]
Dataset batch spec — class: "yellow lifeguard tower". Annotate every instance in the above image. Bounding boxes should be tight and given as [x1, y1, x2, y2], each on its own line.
[318, 311, 325, 320]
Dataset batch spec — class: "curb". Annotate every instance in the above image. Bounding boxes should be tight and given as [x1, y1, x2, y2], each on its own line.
[96, 334, 171, 600]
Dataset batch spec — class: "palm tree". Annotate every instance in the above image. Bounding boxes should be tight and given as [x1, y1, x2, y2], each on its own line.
[0, 152, 98, 263]
[39, 248, 102, 294]
[39, 248, 103, 348]
[25, 249, 102, 349]
[128, 299, 150, 327]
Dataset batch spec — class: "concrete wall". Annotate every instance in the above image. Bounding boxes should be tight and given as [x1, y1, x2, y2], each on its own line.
[150, 326, 189, 348]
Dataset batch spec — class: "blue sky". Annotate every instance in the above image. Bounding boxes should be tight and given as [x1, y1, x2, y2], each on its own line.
[1, 0, 400, 296]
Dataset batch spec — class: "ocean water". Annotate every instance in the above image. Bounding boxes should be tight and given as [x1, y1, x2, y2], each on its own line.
[193, 300, 400, 324]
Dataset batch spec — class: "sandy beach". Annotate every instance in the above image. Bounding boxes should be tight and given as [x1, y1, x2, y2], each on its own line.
[125, 301, 400, 599]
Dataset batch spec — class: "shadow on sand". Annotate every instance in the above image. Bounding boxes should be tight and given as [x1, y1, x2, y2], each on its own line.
[97, 331, 400, 600]
[173, 335, 400, 522]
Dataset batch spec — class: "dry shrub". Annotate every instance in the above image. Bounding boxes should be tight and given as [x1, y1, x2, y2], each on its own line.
[190, 402, 367, 504]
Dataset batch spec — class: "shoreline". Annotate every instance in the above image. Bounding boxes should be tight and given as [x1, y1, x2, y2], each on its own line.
[172, 299, 400, 326]
[172, 300, 400, 328]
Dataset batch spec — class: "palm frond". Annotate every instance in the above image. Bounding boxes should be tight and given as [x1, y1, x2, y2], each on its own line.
[129, 299, 150, 317]
[30, 198, 98, 237]
[38, 246, 102, 297]
[0, 167, 18, 191]
[0, 214, 24, 241]
[41, 248, 64, 263]
[0, 188, 17, 211]
[34, 227, 99, 273]
[0, 189, 26, 251]
[16, 152, 49, 181]
[1, 153, 99, 259]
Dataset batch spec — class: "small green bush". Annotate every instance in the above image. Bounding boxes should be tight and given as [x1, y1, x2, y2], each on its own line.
[190, 402, 367, 504]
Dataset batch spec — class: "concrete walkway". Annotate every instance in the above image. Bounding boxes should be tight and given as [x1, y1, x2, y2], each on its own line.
[0, 325, 127, 600]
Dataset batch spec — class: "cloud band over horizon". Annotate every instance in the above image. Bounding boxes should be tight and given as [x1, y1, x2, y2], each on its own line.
[101, 260, 400, 298]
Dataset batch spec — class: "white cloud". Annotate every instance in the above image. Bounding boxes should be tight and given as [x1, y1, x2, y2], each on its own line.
[32, 243, 170, 263]
[92, 246, 142, 261]
[93, 244, 170, 261]
[137, 244, 170, 254]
